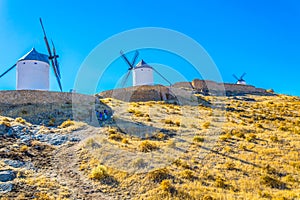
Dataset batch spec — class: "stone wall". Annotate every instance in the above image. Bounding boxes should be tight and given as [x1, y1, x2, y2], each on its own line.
[0, 90, 112, 126]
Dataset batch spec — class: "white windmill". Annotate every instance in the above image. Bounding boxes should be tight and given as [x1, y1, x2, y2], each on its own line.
[233, 73, 247, 85]
[0, 18, 62, 91]
[120, 50, 172, 87]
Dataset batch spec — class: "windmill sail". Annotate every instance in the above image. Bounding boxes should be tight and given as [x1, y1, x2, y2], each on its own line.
[119, 50, 140, 87]
[39, 18, 62, 91]
[0, 64, 17, 79]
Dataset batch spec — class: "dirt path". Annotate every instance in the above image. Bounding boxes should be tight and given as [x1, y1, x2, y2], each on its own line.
[50, 127, 111, 200]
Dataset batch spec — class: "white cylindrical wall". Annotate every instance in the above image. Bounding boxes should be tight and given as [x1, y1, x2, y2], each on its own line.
[133, 66, 154, 86]
[16, 60, 50, 90]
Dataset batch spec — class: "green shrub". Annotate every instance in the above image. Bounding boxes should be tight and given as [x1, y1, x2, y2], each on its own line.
[89, 165, 108, 180]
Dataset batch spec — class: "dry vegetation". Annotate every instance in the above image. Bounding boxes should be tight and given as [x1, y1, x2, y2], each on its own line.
[1, 94, 300, 199]
[78, 95, 300, 199]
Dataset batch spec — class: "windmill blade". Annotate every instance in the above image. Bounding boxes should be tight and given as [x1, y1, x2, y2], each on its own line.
[54, 71, 63, 92]
[51, 40, 60, 78]
[121, 70, 131, 88]
[0, 64, 16, 78]
[131, 51, 139, 66]
[40, 18, 53, 59]
[120, 50, 134, 70]
[49, 60, 62, 92]
[240, 73, 246, 79]
[232, 74, 239, 80]
[152, 67, 172, 86]
[40, 18, 61, 91]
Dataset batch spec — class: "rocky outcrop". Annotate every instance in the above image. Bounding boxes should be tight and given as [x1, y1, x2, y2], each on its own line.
[173, 79, 273, 96]
[99, 85, 177, 102]
[0, 183, 13, 193]
[0, 90, 112, 126]
[0, 171, 16, 182]
[0, 123, 81, 146]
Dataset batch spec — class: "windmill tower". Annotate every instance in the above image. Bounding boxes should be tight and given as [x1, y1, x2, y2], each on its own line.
[233, 73, 247, 85]
[120, 50, 171, 87]
[133, 60, 154, 86]
[16, 48, 50, 90]
[0, 18, 62, 91]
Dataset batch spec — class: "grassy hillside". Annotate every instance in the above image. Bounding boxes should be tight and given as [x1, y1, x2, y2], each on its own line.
[0, 94, 299, 199]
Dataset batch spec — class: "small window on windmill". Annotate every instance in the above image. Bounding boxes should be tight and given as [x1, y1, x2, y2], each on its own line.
[23, 62, 26, 64]
[34, 62, 37, 64]
[141, 69, 143, 71]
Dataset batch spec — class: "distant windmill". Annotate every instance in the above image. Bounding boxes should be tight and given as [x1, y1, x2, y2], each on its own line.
[120, 50, 172, 87]
[233, 73, 247, 85]
[0, 18, 62, 91]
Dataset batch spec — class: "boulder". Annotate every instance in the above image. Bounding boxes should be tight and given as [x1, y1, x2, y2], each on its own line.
[0, 183, 13, 193]
[4, 159, 25, 168]
[0, 124, 11, 135]
[0, 170, 16, 182]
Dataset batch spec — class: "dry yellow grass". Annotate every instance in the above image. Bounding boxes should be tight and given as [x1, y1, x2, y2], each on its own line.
[77, 95, 300, 199]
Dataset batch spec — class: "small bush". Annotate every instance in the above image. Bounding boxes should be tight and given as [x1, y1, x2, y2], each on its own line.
[260, 175, 286, 189]
[58, 119, 75, 128]
[153, 132, 168, 140]
[160, 180, 174, 193]
[15, 117, 26, 124]
[134, 110, 143, 117]
[0, 121, 11, 127]
[108, 133, 123, 141]
[220, 133, 231, 141]
[214, 177, 226, 188]
[202, 121, 211, 129]
[127, 108, 135, 113]
[89, 165, 108, 180]
[270, 135, 279, 142]
[147, 168, 171, 183]
[180, 170, 194, 180]
[48, 118, 56, 126]
[139, 140, 158, 152]
[175, 120, 181, 127]
[173, 159, 190, 169]
[193, 136, 204, 143]
[108, 127, 118, 134]
[122, 138, 129, 144]
[224, 161, 235, 170]
[164, 119, 174, 125]
[246, 133, 256, 142]
[2, 117, 10, 122]
[278, 125, 289, 132]
[255, 123, 264, 129]
[20, 145, 29, 152]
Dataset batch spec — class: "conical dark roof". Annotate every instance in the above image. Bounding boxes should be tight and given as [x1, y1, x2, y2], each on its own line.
[18, 48, 49, 64]
[135, 60, 152, 69]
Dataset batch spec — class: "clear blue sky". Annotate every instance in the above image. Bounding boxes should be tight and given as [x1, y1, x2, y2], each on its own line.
[0, 0, 299, 96]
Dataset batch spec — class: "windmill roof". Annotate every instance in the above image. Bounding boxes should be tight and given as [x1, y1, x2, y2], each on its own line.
[135, 60, 153, 69]
[18, 48, 49, 64]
